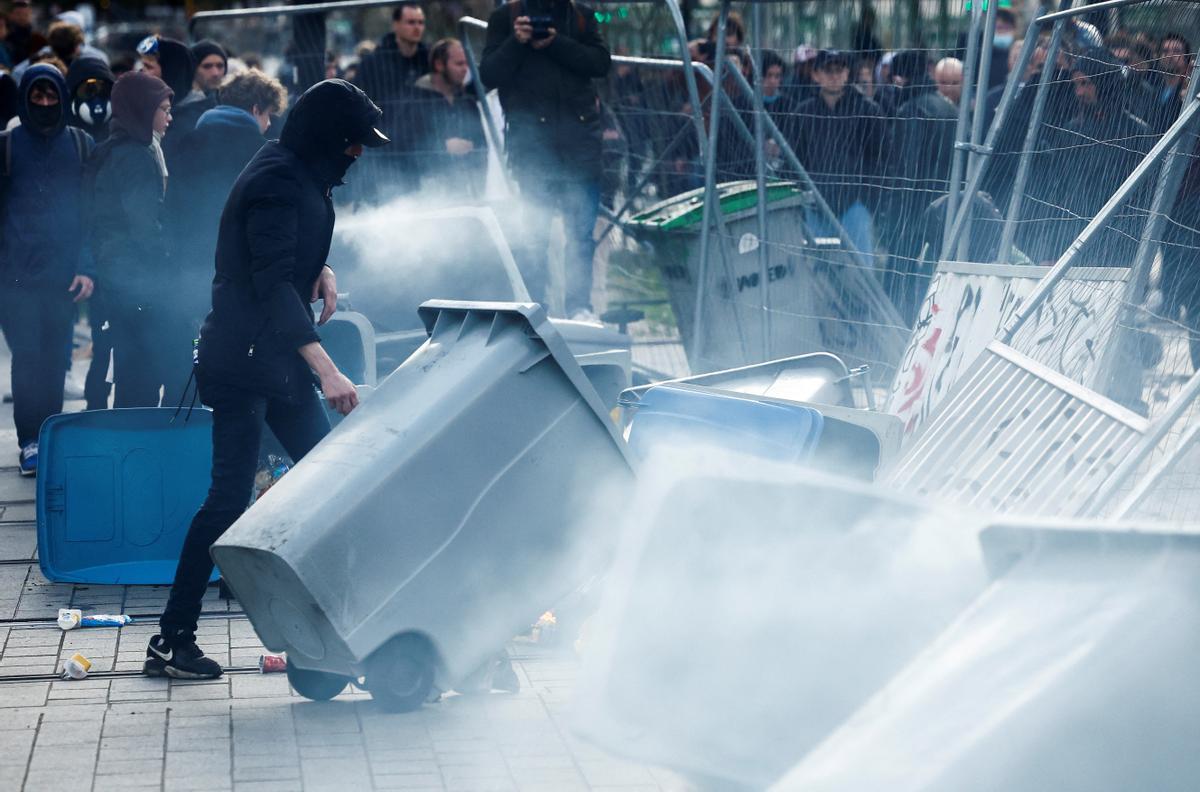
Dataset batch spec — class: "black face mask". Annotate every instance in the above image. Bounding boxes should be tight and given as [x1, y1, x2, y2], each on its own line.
[27, 101, 61, 133]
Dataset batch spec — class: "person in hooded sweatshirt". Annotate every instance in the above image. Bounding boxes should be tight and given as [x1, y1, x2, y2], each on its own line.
[66, 55, 115, 142]
[146, 79, 387, 680]
[85, 71, 179, 408]
[66, 56, 117, 409]
[0, 64, 95, 476]
[164, 68, 287, 385]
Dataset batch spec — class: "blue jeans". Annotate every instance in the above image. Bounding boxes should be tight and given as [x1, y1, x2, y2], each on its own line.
[159, 372, 330, 638]
[516, 175, 601, 316]
[805, 201, 876, 269]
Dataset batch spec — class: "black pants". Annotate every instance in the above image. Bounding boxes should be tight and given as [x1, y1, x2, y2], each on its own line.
[159, 373, 330, 638]
[109, 302, 194, 409]
[0, 286, 74, 449]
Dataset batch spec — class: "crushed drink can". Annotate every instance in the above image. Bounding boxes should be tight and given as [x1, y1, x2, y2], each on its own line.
[62, 653, 92, 680]
[259, 654, 287, 674]
[57, 608, 83, 630]
[80, 614, 133, 628]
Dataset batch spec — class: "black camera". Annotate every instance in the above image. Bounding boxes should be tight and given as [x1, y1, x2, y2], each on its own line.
[528, 14, 554, 39]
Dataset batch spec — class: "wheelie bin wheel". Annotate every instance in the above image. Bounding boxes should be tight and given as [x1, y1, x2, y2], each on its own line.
[367, 634, 435, 712]
[287, 664, 350, 701]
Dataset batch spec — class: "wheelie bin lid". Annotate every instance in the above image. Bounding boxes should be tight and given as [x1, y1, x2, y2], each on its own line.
[628, 180, 809, 232]
[417, 300, 636, 466]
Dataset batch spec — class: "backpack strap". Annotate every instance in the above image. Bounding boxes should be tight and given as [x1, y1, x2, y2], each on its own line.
[68, 126, 89, 163]
[1, 130, 10, 179]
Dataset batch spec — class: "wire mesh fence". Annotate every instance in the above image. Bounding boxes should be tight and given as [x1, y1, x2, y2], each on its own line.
[182, 0, 1200, 410]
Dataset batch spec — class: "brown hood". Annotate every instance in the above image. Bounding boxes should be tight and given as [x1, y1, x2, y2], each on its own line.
[111, 71, 172, 145]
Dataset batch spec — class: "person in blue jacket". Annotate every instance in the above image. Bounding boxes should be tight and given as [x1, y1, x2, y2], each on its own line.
[163, 68, 288, 395]
[146, 79, 387, 680]
[0, 64, 95, 477]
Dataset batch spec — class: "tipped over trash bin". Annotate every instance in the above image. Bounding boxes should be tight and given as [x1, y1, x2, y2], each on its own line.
[212, 301, 635, 710]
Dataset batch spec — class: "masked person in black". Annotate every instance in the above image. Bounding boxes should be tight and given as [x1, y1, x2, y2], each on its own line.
[66, 56, 114, 141]
[0, 65, 95, 477]
[480, 0, 611, 320]
[145, 79, 387, 680]
[66, 56, 117, 409]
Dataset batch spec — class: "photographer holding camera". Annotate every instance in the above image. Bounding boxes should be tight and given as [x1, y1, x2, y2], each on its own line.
[480, 0, 611, 321]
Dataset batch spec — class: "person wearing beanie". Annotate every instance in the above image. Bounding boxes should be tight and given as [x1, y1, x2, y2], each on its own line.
[147, 79, 388, 681]
[84, 71, 181, 408]
[189, 39, 227, 96]
[160, 40, 223, 171]
[0, 64, 96, 477]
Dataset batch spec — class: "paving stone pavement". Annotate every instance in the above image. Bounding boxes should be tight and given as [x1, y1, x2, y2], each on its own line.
[0, 335, 685, 792]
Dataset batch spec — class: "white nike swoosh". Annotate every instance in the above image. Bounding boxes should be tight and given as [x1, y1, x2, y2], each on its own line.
[150, 645, 173, 662]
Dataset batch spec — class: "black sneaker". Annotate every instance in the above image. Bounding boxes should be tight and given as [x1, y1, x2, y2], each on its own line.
[143, 633, 223, 679]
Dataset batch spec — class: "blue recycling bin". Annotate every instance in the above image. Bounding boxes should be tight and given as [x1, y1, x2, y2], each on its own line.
[36, 408, 217, 584]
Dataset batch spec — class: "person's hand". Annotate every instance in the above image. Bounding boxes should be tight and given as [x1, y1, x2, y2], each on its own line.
[445, 137, 474, 155]
[311, 265, 336, 325]
[320, 370, 359, 415]
[68, 275, 94, 303]
[531, 28, 556, 49]
[514, 15, 533, 44]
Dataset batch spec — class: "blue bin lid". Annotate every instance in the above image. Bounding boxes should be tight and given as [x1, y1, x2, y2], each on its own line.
[37, 408, 217, 585]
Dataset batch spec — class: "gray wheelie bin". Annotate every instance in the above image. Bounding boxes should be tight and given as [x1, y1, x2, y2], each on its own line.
[211, 300, 636, 710]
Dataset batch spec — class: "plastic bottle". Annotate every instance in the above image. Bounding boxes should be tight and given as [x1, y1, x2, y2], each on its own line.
[57, 608, 82, 630]
[79, 614, 134, 628]
[62, 653, 92, 680]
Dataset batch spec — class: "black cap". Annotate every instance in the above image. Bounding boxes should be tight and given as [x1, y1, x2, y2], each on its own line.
[814, 49, 850, 70]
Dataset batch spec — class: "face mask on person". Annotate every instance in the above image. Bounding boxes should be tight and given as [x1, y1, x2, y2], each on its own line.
[73, 78, 111, 130]
[994, 33, 1014, 49]
[27, 101, 61, 131]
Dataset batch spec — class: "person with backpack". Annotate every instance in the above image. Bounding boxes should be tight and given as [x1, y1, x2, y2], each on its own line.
[480, 0, 611, 321]
[85, 70, 180, 408]
[0, 64, 95, 476]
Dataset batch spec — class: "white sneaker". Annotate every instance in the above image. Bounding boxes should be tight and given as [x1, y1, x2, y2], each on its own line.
[569, 308, 599, 324]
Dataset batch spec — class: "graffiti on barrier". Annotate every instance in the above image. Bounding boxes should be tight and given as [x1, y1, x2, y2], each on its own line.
[886, 263, 1128, 438]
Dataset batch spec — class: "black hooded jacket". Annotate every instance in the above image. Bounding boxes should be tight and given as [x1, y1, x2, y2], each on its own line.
[85, 72, 172, 308]
[197, 79, 382, 401]
[480, 0, 611, 179]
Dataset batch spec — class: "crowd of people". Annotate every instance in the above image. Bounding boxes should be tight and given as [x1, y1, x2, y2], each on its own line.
[640, 9, 1196, 324]
[0, 0, 613, 480]
[0, 0, 1198, 479]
